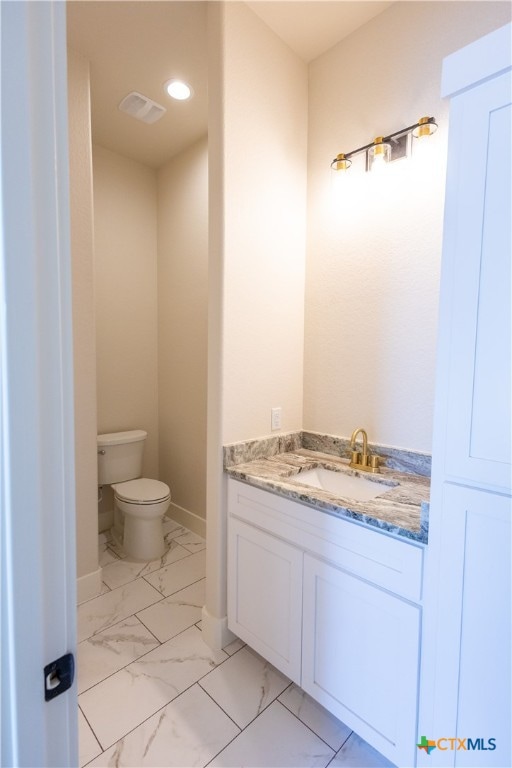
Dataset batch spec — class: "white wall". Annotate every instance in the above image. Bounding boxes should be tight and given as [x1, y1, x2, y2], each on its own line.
[304, 1, 511, 453]
[204, 0, 308, 648]
[67, 49, 99, 596]
[93, 145, 159, 480]
[221, 1, 308, 444]
[157, 137, 208, 532]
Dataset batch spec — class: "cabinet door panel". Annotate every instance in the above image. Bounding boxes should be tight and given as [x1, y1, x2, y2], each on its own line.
[426, 484, 511, 768]
[440, 70, 511, 490]
[227, 518, 302, 682]
[302, 554, 420, 768]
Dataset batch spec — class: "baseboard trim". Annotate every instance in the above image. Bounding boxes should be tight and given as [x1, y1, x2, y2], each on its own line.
[166, 502, 206, 539]
[201, 605, 236, 650]
[77, 567, 102, 605]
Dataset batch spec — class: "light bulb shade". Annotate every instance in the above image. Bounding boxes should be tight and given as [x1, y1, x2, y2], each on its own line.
[331, 153, 352, 171]
[368, 137, 391, 171]
[412, 116, 437, 138]
[165, 80, 193, 100]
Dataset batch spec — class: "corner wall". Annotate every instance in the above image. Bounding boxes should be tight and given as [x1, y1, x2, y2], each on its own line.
[304, 1, 511, 453]
[221, 2, 308, 444]
[204, 0, 308, 647]
[157, 137, 208, 535]
[67, 49, 100, 602]
[93, 145, 159, 480]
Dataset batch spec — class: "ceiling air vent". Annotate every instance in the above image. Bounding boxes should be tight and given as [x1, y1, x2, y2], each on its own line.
[118, 92, 166, 124]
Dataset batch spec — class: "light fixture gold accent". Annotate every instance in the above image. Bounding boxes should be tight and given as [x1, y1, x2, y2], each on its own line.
[335, 153, 352, 171]
[413, 115, 438, 139]
[331, 116, 437, 173]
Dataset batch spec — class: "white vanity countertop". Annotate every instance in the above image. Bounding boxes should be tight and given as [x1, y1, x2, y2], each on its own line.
[225, 448, 430, 543]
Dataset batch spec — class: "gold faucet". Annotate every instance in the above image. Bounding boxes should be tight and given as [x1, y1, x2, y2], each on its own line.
[349, 427, 381, 473]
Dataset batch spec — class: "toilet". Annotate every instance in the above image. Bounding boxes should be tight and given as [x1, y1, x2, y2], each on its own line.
[97, 430, 171, 561]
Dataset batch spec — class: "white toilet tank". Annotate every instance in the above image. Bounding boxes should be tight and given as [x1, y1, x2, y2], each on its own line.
[97, 430, 147, 485]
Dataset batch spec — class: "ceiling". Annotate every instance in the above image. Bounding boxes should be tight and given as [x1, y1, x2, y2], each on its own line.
[67, 1, 209, 168]
[67, 1, 392, 169]
[247, 1, 392, 63]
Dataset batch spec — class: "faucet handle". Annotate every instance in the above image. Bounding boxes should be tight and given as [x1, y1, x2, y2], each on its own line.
[370, 454, 380, 470]
[350, 450, 360, 465]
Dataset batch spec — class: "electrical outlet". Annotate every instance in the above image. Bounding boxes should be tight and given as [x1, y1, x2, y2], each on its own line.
[271, 407, 282, 431]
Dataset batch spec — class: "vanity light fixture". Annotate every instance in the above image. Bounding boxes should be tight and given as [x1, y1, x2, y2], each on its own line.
[331, 116, 437, 173]
[165, 79, 193, 100]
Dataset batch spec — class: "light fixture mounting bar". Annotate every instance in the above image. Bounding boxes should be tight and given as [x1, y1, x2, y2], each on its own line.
[331, 116, 437, 170]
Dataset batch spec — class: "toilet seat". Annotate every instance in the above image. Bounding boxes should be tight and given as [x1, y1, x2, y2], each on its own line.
[112, 478, 171, 505]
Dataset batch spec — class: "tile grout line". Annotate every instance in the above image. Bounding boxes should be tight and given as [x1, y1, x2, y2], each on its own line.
[77, 575, 163, 618]
[78, 572, 204, 643]
[101, 543, 198, 591]
[199, 661, 293, 737]
[83, 661, 234, 761]
[78, 609, 216, 696]
[134, 612, 167, 645]
[79, 624, 229, 747]
[273, 698, 343, 757]
[196, 683, 244, 732]
[325, 731, 355, 767]
[78, 633, 162, 697]
[79, 552, 207, 639]
[140, 573, 207, 600]
[78, 703, 102, 764]
[77, 585, 164, 641]
[85, 531, 354, 768]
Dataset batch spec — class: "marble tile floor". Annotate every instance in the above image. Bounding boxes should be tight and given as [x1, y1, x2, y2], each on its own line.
[79, 519, 394, 768]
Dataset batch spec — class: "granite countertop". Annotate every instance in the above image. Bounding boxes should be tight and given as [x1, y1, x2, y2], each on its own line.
[225, 448, 430, 544]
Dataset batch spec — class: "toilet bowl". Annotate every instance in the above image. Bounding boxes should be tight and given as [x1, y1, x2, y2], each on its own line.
[97, 430, 172, 562]
[112, 478, 171, 561]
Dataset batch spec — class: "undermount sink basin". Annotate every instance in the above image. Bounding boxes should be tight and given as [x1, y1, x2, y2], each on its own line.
[288, 466, 395, 502]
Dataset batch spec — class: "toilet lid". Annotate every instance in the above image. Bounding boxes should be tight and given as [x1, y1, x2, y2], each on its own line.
[112, 478, 171, 504]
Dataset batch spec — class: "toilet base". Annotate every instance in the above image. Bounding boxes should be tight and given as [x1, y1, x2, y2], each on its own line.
[123, 513, 167, 561]
[112, 493, 171, 562]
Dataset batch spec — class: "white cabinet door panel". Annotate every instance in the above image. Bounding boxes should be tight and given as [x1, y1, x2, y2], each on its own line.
[429, 484, 511, 768]
[441, 70, 511, 490]
[302, 554, 420, 768]
[227, 518, 303, 683]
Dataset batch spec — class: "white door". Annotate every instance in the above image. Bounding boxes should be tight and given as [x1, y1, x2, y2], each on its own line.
[0, 3, 78, 766]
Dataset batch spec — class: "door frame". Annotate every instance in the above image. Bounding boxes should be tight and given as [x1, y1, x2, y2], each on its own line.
[0, 2, 78, 765]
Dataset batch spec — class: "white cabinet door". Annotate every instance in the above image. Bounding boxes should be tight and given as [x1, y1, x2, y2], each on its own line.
[424, 484, 511, 768]
[302, 554, 420, 768]
[437, 66, 511, 492]
[421, 28, 512, 768]
[227, 518, 303, 682]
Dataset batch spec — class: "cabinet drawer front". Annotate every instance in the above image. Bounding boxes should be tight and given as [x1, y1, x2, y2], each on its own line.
[302, 554, 420, 768]
[227, 518, 303, 683]
[229, 479, 424, 602]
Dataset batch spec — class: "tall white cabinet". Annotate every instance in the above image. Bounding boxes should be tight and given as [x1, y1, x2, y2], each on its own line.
[419, 24, 511, 768]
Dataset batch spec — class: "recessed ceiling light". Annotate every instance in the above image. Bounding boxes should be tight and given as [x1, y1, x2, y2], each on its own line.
[165, 80, 193, 101]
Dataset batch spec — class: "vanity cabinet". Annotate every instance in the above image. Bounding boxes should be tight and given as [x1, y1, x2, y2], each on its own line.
[227, 477, 424, 767]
